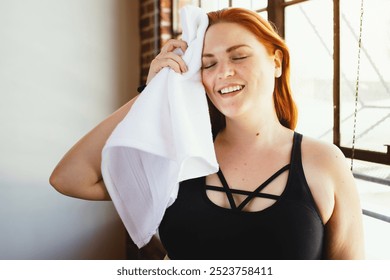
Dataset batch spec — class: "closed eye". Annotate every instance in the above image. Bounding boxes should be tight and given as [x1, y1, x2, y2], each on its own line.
[202, 62, 216, 69]
[232, 56, 248, 61]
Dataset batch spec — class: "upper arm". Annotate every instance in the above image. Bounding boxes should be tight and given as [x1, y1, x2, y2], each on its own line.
[50, 95, 139, 201]
[322, 145, 365, 259]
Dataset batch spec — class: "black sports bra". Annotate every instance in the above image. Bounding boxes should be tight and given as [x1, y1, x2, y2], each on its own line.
[159, 132, 324, 259]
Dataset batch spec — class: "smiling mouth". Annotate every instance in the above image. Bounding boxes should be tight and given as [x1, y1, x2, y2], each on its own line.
[218, 85, 245, 95]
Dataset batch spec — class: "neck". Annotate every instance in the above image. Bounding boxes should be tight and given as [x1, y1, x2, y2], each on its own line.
[219, 109, 288, 147]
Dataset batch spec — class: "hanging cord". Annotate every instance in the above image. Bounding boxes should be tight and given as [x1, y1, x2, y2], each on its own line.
[351, 0, 364, 171]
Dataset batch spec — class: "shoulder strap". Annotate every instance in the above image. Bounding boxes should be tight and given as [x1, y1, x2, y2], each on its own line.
[290, 132, 303, 167]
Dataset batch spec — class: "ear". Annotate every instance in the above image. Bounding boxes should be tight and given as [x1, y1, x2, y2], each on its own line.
[274, 49, 283, 78]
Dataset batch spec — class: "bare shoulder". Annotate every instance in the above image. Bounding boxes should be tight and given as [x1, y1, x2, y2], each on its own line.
[299, 135, 352, 224]
[300, 135, 352, 191]
[301, 135, 347, 171]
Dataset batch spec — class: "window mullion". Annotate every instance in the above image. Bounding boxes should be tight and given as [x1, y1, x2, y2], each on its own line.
[333, 0, 341, 146]
[267, 0, 285, 38]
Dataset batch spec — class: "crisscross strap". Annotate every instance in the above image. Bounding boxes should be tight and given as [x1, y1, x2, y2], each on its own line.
[236, 164, 290, 211]
[212, 164, 290, 211]
[217, 169, 237, 210]
[205, 185, 280, 200]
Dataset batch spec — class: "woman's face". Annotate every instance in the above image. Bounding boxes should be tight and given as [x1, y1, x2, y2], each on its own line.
[201, 22, 282, 120]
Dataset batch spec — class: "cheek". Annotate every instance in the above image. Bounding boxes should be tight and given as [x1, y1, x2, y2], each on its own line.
[201, 71, 213, 93]
[205, 91, 220, 113]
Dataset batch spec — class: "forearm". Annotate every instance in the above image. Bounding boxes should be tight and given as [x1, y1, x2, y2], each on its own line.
[50, 95, 138, 200]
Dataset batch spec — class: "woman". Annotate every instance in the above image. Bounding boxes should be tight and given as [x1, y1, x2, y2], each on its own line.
[50, 7, 364, 260]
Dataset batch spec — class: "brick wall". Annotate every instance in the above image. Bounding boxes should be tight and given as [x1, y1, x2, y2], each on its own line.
[160, 0, 173, 46]
[139, 0, 172, 84]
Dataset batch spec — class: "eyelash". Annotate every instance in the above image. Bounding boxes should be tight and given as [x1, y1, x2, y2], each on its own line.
[232, 56, 248, 60]
[202, 56, 248, 70]
[202, 63, 216, 70]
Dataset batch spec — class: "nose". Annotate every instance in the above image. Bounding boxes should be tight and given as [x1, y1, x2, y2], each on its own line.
[217, 61, 235, 79]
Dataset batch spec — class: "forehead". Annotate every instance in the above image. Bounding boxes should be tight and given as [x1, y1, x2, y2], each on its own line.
[203, 22, 260, 52]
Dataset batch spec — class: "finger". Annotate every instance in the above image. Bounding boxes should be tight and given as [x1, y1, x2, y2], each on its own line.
[160, 39, 188, 54]
[156, 51, 188, 73]
[155, 57, 182, 74]
[146, 57, 184, 84]
[161, 39, 188, 53]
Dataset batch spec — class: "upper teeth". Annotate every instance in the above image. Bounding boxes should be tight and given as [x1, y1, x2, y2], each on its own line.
[220, 85, 243, 94]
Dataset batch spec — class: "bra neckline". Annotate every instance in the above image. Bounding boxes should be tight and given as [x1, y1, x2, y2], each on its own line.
[200, 132, 301, 214]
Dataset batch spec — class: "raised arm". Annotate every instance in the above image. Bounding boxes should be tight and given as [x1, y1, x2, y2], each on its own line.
[49, 96, 138, 200]
[50, 39, 188, 201]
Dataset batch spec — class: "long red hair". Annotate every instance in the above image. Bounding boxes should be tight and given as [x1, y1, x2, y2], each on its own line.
[206, 8, 298, 137]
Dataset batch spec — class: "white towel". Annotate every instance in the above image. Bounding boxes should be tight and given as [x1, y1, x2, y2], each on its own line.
[101, 5, 218, 248]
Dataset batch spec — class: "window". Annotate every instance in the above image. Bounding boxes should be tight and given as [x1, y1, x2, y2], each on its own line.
[172, 0, 267, 37]
[338, 0, 390, 166]
[284, 0, 390, 259]
[286, 0, 334, 144]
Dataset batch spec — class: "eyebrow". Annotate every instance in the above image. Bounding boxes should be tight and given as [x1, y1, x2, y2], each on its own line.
[202, 44, 250, 57]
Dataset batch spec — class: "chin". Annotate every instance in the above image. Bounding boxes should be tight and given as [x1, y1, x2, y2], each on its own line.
[218, 106, 248, 120]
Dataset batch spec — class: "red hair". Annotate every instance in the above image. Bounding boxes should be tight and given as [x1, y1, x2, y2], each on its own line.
[206, 8, 298, 137]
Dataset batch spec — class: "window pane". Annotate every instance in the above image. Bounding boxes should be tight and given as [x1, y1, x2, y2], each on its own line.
[232, 0, 252, 9]
[200, 0, 229, 11]
[362, 214, 390, 259]
[251, 0, 268, 10]
[173, 0, 200, 35]
[175, 0, 268, 34]
[259, 11, 268, 20]
[340, 0, 390, 153]
[232, 0, 267, 10]
[285, 1, 333, 141]
[200, 0, 267, 11]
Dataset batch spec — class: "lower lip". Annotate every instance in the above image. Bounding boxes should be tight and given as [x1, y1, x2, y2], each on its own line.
[219, 89, 243, 98]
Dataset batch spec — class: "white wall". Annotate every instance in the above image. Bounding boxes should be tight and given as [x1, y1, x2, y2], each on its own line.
[0, 0, 139, 259]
